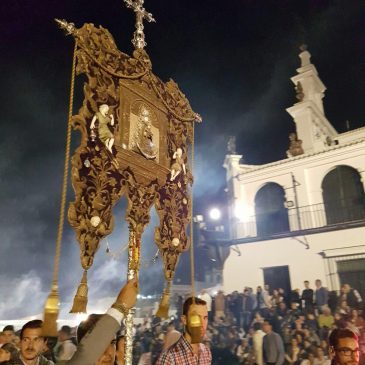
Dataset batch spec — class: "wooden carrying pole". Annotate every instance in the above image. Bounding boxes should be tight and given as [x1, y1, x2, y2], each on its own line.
[124, 229, 141, 365]
[188, 124, 203, 344]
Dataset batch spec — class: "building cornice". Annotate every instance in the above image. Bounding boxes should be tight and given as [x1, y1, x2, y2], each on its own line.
[337, 125, 365, 137]
[236, 138, 365, 177]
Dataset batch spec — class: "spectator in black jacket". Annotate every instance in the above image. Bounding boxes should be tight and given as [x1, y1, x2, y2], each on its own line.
[302, 281, 314, 313]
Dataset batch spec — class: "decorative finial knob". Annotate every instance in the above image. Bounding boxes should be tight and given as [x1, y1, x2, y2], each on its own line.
[299, 44, 308, 52]
[55, 19, 76, 35]
[299, 44, 311, 67]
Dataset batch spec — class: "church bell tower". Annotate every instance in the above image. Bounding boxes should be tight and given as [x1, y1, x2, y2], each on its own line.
[286, 46, 337, 154]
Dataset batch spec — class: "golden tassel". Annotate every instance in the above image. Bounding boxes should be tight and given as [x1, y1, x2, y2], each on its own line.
[156, 287, 170, 319]
[189, 309, 203, 344]
[70, 270, 88, 313]
[42, 285, 60, 337]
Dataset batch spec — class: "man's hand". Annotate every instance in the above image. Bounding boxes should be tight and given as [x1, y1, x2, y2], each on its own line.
[115, 278, 139, 310]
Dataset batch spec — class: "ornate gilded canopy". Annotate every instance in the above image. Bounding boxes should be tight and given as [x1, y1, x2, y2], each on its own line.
[58, 20, 201, 317]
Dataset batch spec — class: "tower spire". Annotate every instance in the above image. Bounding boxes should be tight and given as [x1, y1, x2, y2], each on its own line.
[286, 46, 337, 154]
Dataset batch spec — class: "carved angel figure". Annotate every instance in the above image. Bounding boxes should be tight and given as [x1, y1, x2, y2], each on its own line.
[90, 104, 115, 153]
[170, 148, 186, 181]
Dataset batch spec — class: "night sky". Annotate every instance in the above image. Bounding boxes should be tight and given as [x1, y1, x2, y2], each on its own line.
[1, 0, 365, 319]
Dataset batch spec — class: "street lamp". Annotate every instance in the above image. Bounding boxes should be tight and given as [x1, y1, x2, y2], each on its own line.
[209, 208, 221, 221]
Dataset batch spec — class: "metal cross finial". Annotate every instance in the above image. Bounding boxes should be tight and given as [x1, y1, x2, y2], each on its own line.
[123, 0, 155, 49]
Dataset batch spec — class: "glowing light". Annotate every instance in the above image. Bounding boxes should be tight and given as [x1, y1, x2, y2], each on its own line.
[209, 208, 221, 220]
[234, 204, 254, 222]
[75, 313, 88, 324]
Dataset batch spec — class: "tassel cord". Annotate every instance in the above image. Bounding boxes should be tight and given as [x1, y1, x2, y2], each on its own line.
[43, 41, 77, 335]
[52, 41, 77, 288]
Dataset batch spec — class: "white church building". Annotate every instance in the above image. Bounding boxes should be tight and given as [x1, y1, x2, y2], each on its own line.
[223, 48, 365, 296]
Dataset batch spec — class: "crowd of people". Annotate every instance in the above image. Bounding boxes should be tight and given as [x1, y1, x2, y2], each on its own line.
[0, 279, 363, 365]
[129, 280, 364, 364]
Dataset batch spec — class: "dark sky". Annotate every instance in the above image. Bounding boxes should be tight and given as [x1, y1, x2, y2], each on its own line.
[1, 0, 365, 319]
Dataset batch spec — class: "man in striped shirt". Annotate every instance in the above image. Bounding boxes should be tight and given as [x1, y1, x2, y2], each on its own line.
[156, 297, 212, 365]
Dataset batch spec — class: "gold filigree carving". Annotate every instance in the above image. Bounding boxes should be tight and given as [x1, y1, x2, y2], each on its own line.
[149, 74, 201, 122]
[74, 24, 149, 79]
[155, 176, 191, 281]
[68, 145, 123, 269]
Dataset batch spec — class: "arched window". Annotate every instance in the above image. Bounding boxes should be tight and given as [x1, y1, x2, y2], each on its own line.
[254, 183, 289, 236]
[322, 165, 365, 224]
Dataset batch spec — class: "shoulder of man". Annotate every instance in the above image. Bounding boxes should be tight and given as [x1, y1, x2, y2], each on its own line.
[63, 339, 77, 349]
[352, 289, 362, 299]
[8, 358, 22, 365]
[39, 355, 55, 365]
[164, 336, 182, 353]
[200, 343, 212, 360]
[156, 349, 174, 365]
[159, 336, 187, 359]
[274, 332, 284, 346]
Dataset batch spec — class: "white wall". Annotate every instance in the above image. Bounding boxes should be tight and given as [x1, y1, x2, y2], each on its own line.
[222, 226, 365, 293]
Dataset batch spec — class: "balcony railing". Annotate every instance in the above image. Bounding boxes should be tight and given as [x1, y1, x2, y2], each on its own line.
[235, 199, 365, 240]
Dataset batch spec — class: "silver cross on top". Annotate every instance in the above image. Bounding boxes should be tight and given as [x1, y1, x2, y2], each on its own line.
[123, 0, 156, 49]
